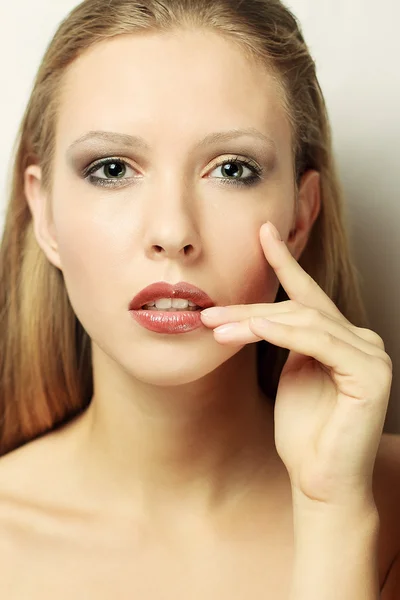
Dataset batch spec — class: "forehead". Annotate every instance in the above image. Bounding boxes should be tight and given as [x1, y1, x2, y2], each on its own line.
[57, 29, 291, 152]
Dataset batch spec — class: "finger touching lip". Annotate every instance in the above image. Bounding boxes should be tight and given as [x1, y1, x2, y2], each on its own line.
[201, 301, 294, 324]
[212, 320, 260, 344]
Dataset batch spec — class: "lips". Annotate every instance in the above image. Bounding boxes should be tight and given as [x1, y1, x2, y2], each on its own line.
[128, 281, 216, 311]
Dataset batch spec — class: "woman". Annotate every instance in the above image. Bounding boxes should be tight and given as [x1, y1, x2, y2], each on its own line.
[0, 0, 398, 597]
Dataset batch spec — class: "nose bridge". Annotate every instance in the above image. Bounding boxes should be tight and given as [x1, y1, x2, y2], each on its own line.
[142, 171, 201, 259]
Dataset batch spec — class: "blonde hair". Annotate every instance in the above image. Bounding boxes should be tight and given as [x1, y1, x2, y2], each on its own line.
[0, 0, 369, 457]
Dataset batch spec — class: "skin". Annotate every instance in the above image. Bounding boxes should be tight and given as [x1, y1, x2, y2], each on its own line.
[2, 26, 398, 599]
[26, 31, 319, 510]
[23, 28, 320, 544]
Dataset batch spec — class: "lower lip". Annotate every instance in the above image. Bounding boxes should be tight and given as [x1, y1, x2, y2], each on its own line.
[129, 309, 203, 334]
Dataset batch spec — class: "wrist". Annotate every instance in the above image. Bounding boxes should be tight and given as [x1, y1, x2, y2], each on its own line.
[291, 485, 379, 523]
[291, 490, 380, 546]
[291, 497, 380, 549]
[289, 501, 380, 600]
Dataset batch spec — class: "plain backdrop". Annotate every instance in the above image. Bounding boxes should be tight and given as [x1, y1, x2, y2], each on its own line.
[1, 0, 399, 433]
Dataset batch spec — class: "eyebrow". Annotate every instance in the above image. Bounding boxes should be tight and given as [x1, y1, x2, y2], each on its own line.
[66, 128, 277, 156]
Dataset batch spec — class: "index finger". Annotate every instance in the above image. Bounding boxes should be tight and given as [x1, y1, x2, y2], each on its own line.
[263, 222, 349, 323]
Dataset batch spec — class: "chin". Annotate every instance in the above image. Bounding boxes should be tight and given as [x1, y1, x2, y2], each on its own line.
[117, 344, 243, 387]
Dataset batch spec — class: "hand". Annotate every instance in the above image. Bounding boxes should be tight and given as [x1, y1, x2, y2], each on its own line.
[200, 222, 393, 510]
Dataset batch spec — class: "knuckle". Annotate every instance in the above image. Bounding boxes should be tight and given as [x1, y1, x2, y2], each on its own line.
[379, 352, 393, 372]
[356, 327, 386, 350]
[371, 354, 393, 385]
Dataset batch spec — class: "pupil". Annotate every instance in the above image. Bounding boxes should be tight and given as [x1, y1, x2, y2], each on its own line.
[222, 162, 242, 178]
[105, 162, 125, 178]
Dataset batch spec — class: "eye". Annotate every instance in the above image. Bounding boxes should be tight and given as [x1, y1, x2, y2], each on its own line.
[84, 158, 137, 188]
[83, 155, 264, 189]
[208, 157, 263, 186]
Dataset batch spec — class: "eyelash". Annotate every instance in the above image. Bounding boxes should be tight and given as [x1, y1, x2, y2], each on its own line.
[83, 156, 263, 188]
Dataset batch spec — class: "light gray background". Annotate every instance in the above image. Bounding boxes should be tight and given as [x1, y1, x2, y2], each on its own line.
[1, 1, 399, 433]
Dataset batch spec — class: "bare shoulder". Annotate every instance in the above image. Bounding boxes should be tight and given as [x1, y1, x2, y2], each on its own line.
[0, 418, 86, 526]
[373, 432, 400, 581]
[0, 422, 93, 575]
[0, 432, 64, 572]
[0, 428, 69, 496]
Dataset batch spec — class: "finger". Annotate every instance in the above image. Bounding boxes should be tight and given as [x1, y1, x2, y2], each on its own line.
[214, 310, 388, 360]
[200, 300, 295, 326]
[202, 302, 366, 346]
[260, 222, 348, 323]
[213, 319, 265, 345]
[247, 318, 392, 397]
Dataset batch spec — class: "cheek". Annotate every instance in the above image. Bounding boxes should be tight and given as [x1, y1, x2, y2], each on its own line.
[53, 185, 125, 273]
[51, 199, 124, 324]
[212, 220, 279, 307]
[52, 187, 281, 315]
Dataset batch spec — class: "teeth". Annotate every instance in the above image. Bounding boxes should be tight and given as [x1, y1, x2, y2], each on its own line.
[154, 298, 173, 309]
[174, 299, 190, 309]
[144, 307, 199, 312]
[142, 297, 199, 310]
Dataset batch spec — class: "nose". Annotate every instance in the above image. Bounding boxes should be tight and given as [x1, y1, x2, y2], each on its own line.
[143, 182, 202, 262]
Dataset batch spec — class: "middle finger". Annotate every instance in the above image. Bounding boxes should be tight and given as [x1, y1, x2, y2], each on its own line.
[211, 309, 386, 359]
[200, 300, 295, 326]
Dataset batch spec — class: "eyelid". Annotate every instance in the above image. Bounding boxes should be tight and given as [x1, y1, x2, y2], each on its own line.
[82, 154, 266, 194]
[83, 152, 263, 175]
[83, 156, 138, 178]
[207, 154, 262, 173]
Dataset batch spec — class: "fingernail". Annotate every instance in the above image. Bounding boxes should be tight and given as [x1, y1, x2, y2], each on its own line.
[266, 222, 282, 241]
[250, 317, 271, 327]
[214, 323, 241, 334]
[201, 307, 228, 319]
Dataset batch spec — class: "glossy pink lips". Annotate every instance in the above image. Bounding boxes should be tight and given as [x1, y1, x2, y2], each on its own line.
[128, 281, 215, 334]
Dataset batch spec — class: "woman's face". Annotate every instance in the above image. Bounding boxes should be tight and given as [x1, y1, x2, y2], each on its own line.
[29, 29, 303, 386]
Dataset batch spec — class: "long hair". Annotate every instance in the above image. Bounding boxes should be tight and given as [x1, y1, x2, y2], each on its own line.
[0, 0, 369, 456]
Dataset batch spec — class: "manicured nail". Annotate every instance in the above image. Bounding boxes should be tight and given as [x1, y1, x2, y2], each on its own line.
[213, 323, 241, 334]
[267, 221, 282, 241]
[201, 307, 228, 319]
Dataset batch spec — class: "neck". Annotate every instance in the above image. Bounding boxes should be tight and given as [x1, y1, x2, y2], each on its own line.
[74, 343, 281, 518]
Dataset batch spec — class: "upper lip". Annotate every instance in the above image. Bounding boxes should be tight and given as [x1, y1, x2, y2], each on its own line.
[129, 281, 216, 310]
